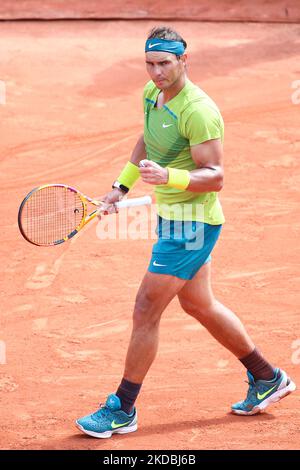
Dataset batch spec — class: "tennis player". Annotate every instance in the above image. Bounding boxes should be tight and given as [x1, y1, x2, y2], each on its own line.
[76, 26, 296, 438]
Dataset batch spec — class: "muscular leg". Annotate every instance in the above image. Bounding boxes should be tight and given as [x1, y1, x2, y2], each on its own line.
[123, 271, 187, 384]
[177, 262, 255, 358]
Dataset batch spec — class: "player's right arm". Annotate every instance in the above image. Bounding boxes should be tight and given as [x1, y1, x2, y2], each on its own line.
[99, 81, 151, 212]
[130, 134, 147, 166]
[99, 134, 146, 211]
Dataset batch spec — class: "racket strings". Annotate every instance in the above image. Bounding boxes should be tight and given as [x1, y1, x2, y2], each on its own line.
[21, 186, 84, 245]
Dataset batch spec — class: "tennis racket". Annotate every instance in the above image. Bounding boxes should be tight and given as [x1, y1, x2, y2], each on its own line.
[18, 184, 152, 246]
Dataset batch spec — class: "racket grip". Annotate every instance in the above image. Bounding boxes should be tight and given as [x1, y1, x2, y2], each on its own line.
[116, 195, 152, 209]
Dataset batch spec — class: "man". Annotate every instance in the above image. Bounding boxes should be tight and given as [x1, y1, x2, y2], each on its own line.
[76, 26, 296, 439]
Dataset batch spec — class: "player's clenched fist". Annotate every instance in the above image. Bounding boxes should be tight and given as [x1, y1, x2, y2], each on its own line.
[139, 159, 168, 185]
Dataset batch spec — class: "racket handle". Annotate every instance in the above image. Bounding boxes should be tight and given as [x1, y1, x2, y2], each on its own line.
[116, 195, 152, 209]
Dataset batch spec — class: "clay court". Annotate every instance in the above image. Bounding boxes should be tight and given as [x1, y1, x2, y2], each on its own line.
[1, 0, 300, 450]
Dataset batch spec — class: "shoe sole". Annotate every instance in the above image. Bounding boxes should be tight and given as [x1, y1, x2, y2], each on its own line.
[76, 421, 138, 439]
[231, 379, 296, 416]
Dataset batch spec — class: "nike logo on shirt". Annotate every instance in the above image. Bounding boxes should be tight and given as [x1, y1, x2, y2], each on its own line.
[162, 123, 173, 128]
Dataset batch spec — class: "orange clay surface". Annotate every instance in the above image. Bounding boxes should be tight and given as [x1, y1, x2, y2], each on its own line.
[1, 20, 300, 450]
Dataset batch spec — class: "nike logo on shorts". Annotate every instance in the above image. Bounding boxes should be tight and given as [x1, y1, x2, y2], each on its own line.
[153, 260, 167, 267]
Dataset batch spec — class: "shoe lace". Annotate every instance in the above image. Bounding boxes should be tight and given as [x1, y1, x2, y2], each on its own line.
[93, 403, 110, 419]
[245, 380, 257, 401]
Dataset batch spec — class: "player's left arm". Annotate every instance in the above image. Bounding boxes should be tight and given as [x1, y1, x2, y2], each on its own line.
[187, 137, 224, 192]
[139, 138, 224, 192]
[140, 102, 224, 191]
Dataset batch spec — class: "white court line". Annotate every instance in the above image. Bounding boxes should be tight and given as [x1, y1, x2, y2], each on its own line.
[25, 230, 80, 289]
[84, 319, 120, 330]
[9, 132, 138, 186]
[224, 266, 290, 279]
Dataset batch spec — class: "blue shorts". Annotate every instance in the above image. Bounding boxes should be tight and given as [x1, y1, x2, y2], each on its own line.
[148, 217, 222, 280]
